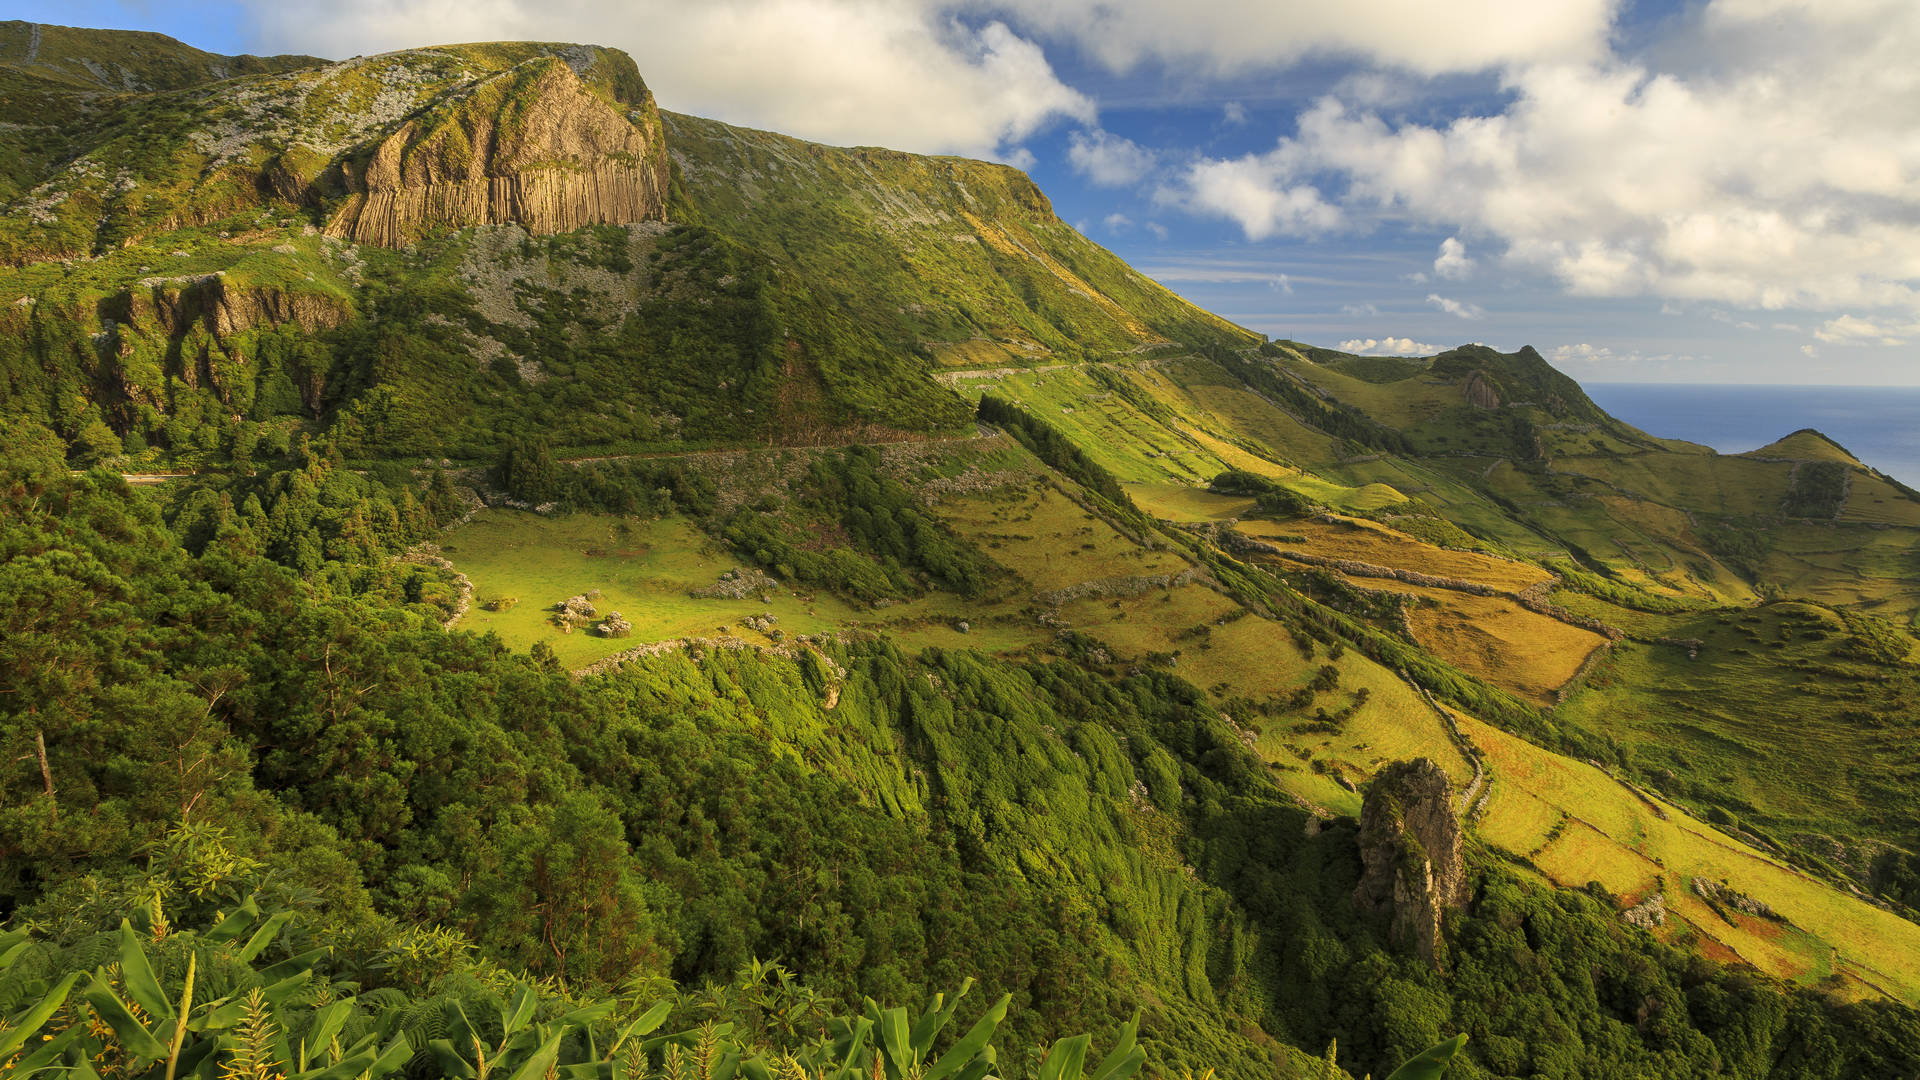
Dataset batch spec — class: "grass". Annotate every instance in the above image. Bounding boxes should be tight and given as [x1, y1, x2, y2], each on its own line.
[446, 511, 879, 666]
[1554, 602, 1920, 853]
[1401, 593, 1609, 706]
[1464, 713, 1920, 1001]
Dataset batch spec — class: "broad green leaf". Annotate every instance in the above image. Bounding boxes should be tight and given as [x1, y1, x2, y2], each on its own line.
[951, 1057, 996, 1080]
[1088, 1011, 1142, 1080]
[1037, 1034, 1090, 1080]
[0, 970, 82, 1060]
[878, 1006, 912, 1071]
[6, 1021, 84, 1076]
[118, 921, 174, 1021]
[504, 1031, 566, 1080]
[237, 911, 296, 963]
[908, 979, 971, 1059]
[923, 993, 1009, 1080]
[191, 995, 247, 1032]
[835, 1016, 874, 1079]
[445, 999, 482, 1058]
[427, 1038, 480, 1079]
[261, 968, 313, 1008]
[0, 931, 31, 973]
[607, 999, 671, 1057]
[1384, 1034, 1468, 1080]
[298, 1034, 414, 1080]
[201, 898, 261, 945]
[81, 976, 171, 1059]
[258, 945, 330, 982]
[303, 999, 355, 1067]
[557, 997, 617, 1030]
[502, 984, 539, 1037]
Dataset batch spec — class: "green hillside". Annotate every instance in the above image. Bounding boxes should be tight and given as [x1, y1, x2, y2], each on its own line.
[8, 22, 1920, 1080]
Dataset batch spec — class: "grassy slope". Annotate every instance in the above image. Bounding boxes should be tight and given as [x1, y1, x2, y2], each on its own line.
[435, 426, 1920, 1004]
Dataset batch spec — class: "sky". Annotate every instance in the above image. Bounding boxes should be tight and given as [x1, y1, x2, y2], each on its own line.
[16, 0, 1920, 385]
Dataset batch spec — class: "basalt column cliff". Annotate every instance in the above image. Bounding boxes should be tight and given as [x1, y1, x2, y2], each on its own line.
[328, 54, 669, 248]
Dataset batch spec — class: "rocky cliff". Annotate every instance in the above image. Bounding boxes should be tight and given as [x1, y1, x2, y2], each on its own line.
[1353, 758, 1468, 966]
[328, 55, 668, 248]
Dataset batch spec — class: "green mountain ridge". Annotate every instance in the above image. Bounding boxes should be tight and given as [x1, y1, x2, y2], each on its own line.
[7, 22, 1920, 1080]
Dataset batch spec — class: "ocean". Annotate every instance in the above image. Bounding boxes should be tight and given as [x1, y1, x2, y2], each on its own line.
[1582, 383, 1920, 489]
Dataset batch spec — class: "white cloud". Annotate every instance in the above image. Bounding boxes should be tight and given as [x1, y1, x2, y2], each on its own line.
[1270, 274, 1293, 294]
[1433, 236, 1474, 279]
[1548, 342, 1696, 372]
[1341, 302, 1379, 316]
[1103, 212, 1134, 232]
[1813, 314, 1920, 346]
[1146, 222, 1169, 240]
[998, 0, 1613, 76]
[1222, 101, 1249, 125]
[1339, 337, 1440, 355]
[1427, 293, 1484, 319]
[242, 3, 1093, 160]
[1000, 146, 1038, 170]
[1166, 0, 1920, 328]
[1178, 152, 1343, 239]
[1068, 127, 1157, 186]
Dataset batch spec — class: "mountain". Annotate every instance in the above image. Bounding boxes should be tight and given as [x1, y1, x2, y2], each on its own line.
[6, 23, 1920, 1080]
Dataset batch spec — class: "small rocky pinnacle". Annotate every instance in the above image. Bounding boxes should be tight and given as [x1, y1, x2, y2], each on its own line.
[1353, 758, 1467, 968]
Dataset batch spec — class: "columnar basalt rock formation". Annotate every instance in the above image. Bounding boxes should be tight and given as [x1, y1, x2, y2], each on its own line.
[328, 55, 668, 248]
[1353, 758, 1468, 967]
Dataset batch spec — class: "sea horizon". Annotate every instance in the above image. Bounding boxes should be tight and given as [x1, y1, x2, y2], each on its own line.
[1582, 382, 1920, 489]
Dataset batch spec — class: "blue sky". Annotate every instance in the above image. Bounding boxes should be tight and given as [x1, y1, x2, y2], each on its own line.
[17, 0, 1920, 385]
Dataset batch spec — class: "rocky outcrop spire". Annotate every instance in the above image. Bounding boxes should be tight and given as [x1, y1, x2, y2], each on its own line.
[328, 55, 668, 248]
[1353, 758, 1468, 967]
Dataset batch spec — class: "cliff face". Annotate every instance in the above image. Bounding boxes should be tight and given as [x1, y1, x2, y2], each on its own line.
[1353, 758, 1468, 967]
[328, 56, 668, 248]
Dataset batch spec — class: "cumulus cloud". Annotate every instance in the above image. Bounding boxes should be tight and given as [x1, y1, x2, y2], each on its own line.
[1146, 222, 1169, 240]
[1222, 101, 1249, 125]
[1339, 337, 1440, 355]
[1103, 212, 1134, 232]
[1433, 236, 1474, 279]
[1814, 314, 1920, 346]
[242, 1, 1093, 159]
[1178, 153, 1343, 239]
[1068, 128, 1157, 186]
[999, 0, 1613, 76]
[1427, 293, 1484, 319]
[1169, 0, 1920, 326]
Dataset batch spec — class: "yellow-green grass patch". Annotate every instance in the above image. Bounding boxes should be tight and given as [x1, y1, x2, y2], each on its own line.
[941, 482, 1193, 591]
[1462, 715, 1920, 1003]
[1402, 594, 1610, 706]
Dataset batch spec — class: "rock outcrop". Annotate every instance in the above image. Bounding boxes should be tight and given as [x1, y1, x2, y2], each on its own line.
[1622, 892, 1667, 929]
[328, 55, 668, 248]
[1353, 758, 1468, 967]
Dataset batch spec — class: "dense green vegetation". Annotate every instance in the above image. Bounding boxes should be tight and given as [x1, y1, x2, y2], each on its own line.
[8, 22, 1920, 1080]
[9, 433, 1920, 1078]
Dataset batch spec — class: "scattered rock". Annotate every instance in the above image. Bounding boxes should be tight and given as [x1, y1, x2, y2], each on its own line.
[484, 597, 518, 612]
[741, 612, 779, 634]
[691, 567, 780, 600]
[597, 611, 632, 638]
[1692, 878, 1785, 922]
[1622, 892, 1667, 929]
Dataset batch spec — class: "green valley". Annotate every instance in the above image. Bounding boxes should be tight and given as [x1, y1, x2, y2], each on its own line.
[5, 21, 1920, 1080]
